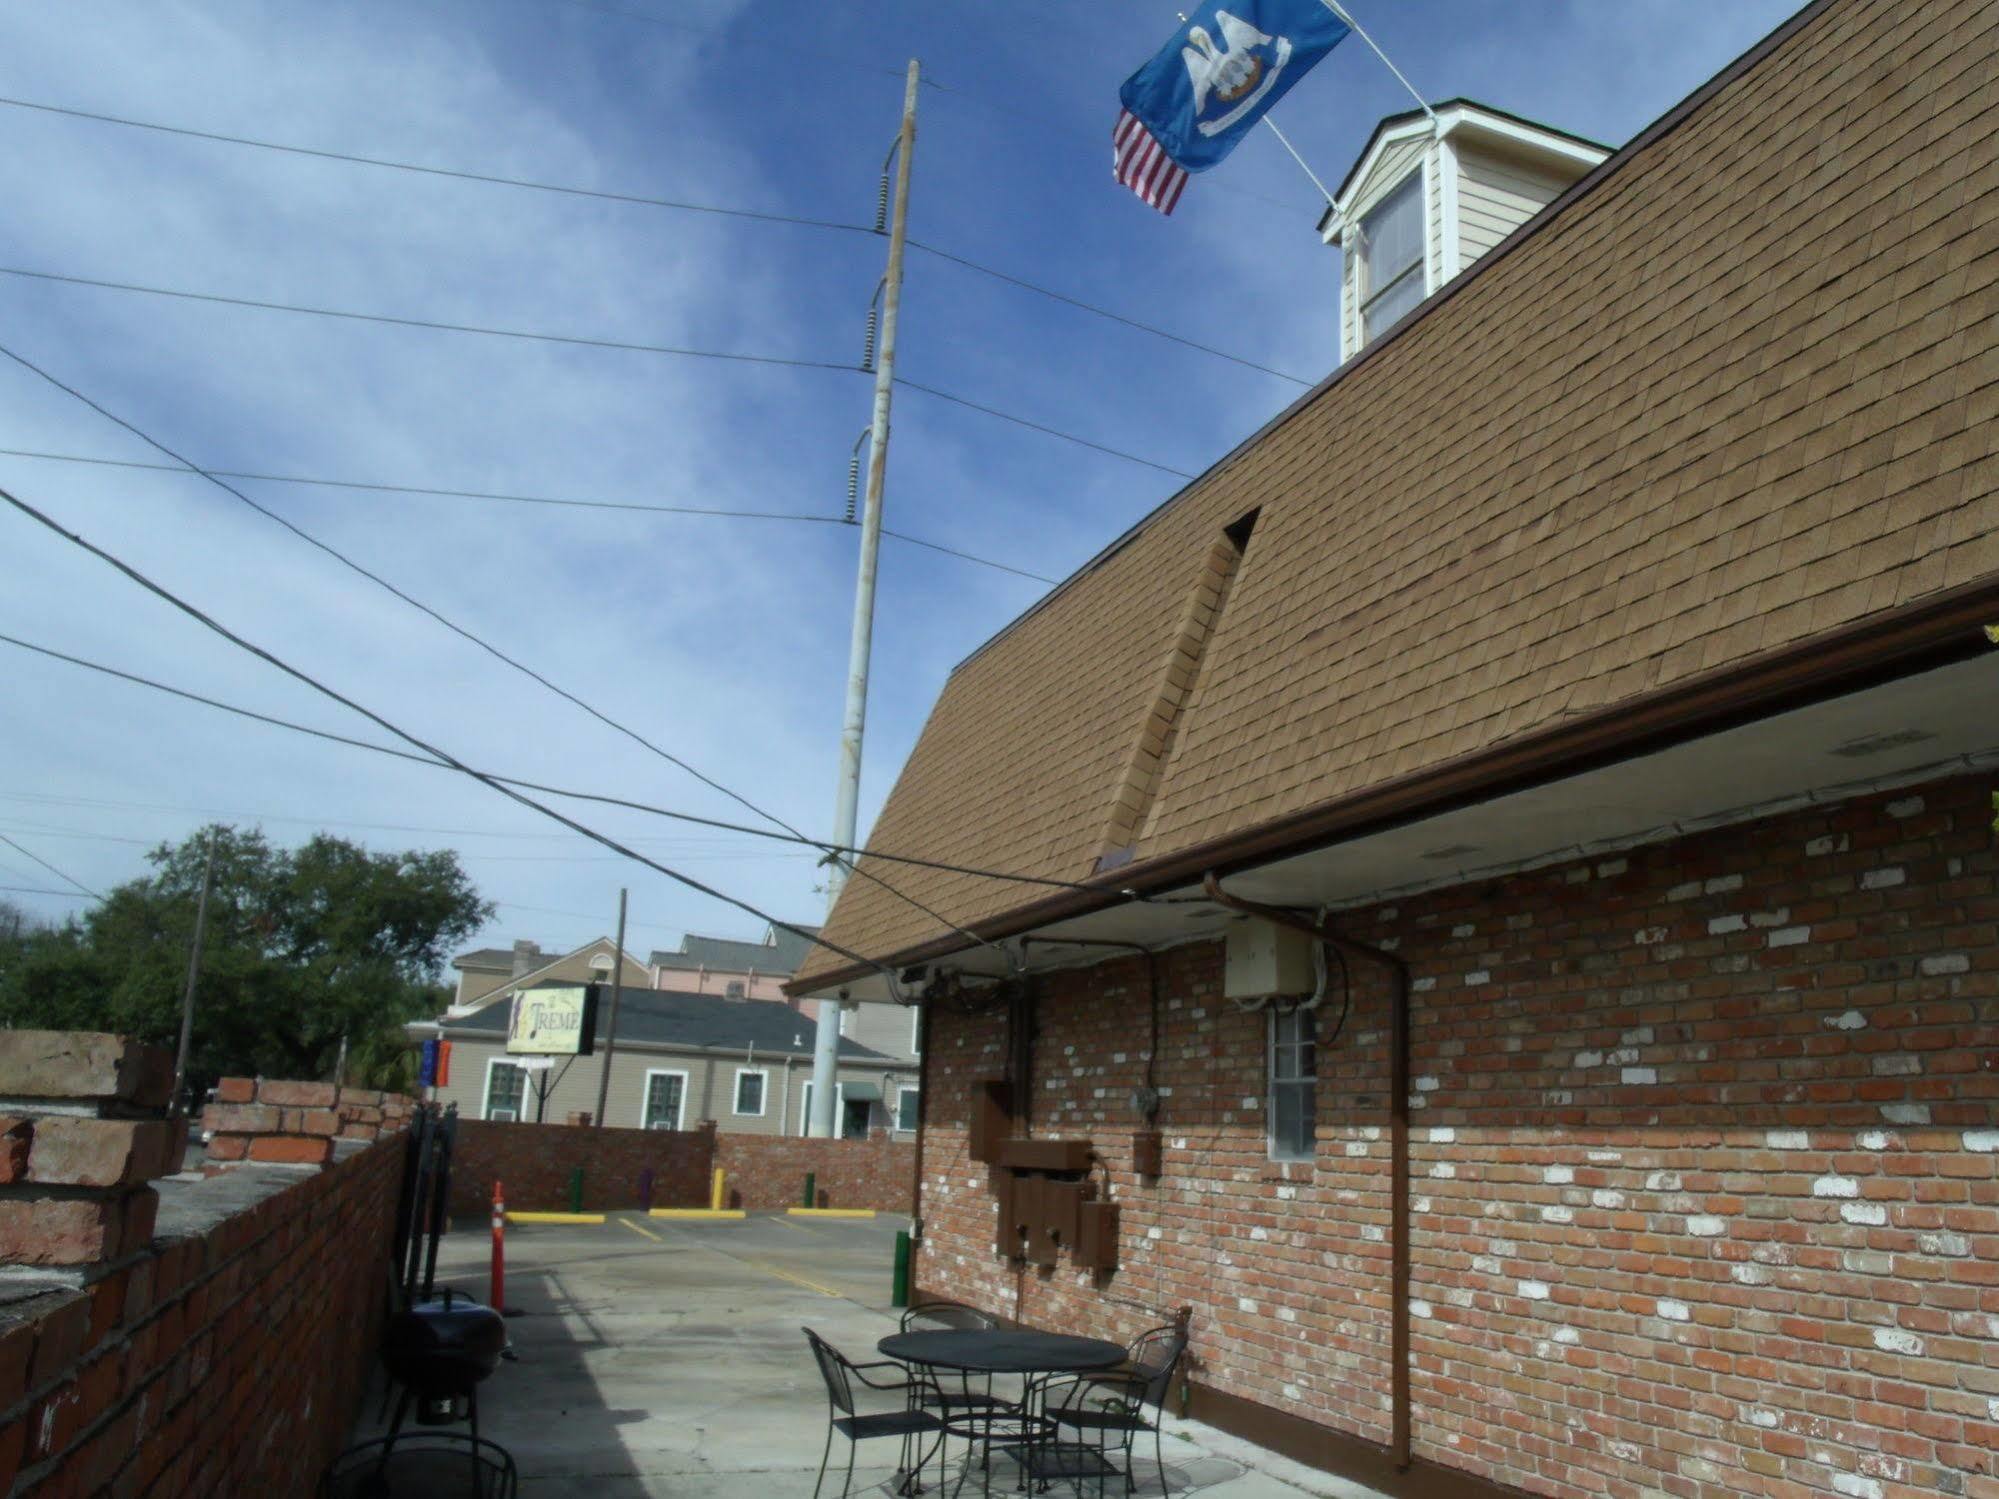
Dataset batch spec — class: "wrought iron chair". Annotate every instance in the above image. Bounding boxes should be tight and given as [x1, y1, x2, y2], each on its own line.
[1041, 1325, 1187, 1497]
[803, 1327, 947, 1499]
[897, 1301, 1021, 1479]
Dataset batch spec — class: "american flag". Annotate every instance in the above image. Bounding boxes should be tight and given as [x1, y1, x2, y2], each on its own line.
[1112, 108, 1189, 215]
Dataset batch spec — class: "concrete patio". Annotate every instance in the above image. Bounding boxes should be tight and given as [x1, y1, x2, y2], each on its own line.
[345, 1211, 1388, 1497]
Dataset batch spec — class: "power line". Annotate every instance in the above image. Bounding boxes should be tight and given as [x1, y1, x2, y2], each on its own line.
[0, 886, 94, 901]
[906, 240, 1312, 386]
[2, 266, 1192, 478]
[0, 95, 876, 237]
[0, 630, 1127, 897]
[0, 446, 1058, 585]
[0, 832, 102, 901]
[0, 92, 1307, 383]
[895, 379, 1198, 479]
[0, 265, 857, 373]
[0, 480, 896, 979]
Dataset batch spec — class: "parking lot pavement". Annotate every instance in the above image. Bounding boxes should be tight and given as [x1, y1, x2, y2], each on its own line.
[351, 1212, 1385, 1498]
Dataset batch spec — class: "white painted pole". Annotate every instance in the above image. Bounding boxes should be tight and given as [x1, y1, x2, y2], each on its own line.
[810, 58, 919, 1140]
[1320, 0, 1436, 123]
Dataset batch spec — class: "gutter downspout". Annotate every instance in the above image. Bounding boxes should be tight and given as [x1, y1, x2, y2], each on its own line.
[909, 1000, 928, 1284]
[1202, 873, 1413, 1472]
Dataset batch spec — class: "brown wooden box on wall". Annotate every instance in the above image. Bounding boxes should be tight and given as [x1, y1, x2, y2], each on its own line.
[1026, 1178, 1087, 1266]
[1131, 1130, 1162, 1178]
[997, 1138, 1094, 1173]
[1075, 1200, 1119, 1273]
[993, 1170, 1021, 1259]
[969, 1079, 1012, 1164]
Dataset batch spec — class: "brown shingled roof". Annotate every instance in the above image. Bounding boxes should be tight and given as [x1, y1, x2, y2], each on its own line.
[796, 0, 1999, 990]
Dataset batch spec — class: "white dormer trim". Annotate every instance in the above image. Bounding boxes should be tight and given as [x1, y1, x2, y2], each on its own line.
[1438, 133, 1461, 283]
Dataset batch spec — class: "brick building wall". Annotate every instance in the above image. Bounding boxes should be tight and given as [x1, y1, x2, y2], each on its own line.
[202, 1077, 416, 1167]
[914, 774, 1999, 1499]
[715, 1132, 916, 1212]
[450, 1117, 715, 1216]
[0, 1132, 405, 1497]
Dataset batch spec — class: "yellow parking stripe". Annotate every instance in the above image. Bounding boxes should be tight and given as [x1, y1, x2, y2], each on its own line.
[618, 1216, 664, 1242]
[507, 1211, 605, 1224]
[743, 1258, 843, 1298]
[787, 1208, 876, 1219]
[648, 1208, 747, 1221]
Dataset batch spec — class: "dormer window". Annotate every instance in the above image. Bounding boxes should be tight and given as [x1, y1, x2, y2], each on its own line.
[1358, 172, 1425, 344]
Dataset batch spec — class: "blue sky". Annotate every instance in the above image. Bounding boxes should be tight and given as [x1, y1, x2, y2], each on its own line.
[0, 0, 1800, 967]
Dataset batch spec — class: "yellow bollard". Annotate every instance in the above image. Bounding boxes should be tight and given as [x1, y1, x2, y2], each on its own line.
[710, 1167, 725, 1212]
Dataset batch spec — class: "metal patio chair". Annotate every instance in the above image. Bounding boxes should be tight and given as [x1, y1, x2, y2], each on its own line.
[1041, 1324, 1186, 1497]
[804, 1326, 947, 1499]
[898, 1301, 1021, 1476]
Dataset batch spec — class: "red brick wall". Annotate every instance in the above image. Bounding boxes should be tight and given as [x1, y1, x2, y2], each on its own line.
[0, 1132, 404, 1497]
[715, 1132, 916, 1212]
[915, 773, 1999, 1499]
[450, 1118, 714, 1215]
[203, 1078, 415, 1167]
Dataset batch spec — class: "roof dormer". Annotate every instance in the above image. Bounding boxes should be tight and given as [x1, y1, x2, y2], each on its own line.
[1319, 99, 1610, 362]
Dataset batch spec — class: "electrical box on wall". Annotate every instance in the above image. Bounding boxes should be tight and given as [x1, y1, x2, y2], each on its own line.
[1224, 917, 1315, 998]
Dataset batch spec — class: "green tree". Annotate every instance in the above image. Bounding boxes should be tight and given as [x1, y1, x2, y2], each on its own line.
[0, 825, 490, 1098]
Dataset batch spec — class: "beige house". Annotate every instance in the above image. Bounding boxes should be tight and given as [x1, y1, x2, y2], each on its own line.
[447, 936, 650, 1012]
[412, 984, 918, 1138]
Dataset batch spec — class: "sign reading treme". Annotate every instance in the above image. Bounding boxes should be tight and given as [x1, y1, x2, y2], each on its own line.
[506, 984, 599, 1057]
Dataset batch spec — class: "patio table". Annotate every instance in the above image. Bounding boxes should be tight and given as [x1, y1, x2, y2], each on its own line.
[878, 1329, 1127, 1495]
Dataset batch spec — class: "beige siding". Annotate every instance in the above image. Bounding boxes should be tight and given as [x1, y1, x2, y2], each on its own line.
[843, 1000, 918, 1062]
[455, 944, 650, 1013]
[453, 965, 508, 1007]
[1349, 135, 1426, 223]
[1457, 143, 1572, 264]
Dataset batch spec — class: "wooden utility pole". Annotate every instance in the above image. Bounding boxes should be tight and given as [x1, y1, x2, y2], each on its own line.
[170, 838, 215, 1114]
[593, 887, 628, 1128]
[809, 58, 919, 1138]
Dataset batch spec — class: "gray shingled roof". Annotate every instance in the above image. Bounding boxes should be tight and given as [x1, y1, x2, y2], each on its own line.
[649, 925, 821, 975]
[436, 984, 894, 1061]
[453, 946, 531, 971]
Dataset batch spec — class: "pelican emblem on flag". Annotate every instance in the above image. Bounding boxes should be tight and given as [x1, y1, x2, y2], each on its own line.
[1184, 13, 1293, 136]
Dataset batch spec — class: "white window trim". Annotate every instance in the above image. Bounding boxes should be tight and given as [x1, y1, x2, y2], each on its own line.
[910, 1008, 922, 1057]
[798, 1080, 844, 1137]
[482, 1056, 529, 1122]
[1437, 132, 1461, 285]
[1356, 171, 1425, 344]
[733, 1066, 769, 1117]
[638, 1067, 690, 1131]
[895, 1083, 920, 1133]
[1267, 1010, 1317, 1164]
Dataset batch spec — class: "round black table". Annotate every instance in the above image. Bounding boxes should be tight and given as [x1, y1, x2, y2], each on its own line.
[879, 1330, 1127, 1496]
[878, 1329, 1127, 1375]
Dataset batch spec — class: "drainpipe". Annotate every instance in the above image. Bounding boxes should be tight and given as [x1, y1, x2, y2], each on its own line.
[1202, 873, 1412, 1472]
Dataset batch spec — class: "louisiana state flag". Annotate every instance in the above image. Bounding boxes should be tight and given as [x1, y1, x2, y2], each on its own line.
[1114, 0, 1349, 213]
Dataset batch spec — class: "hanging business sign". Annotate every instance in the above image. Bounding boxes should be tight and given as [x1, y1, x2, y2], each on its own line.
[506, 983, 599, 1057]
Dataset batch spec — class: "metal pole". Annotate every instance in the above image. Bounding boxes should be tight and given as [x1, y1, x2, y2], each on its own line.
[593, 887, 629, 1127]
[811, 57, 918, 1139]
[170, 837, 215, 1114]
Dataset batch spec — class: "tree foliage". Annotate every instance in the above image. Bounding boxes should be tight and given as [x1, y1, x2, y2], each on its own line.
[0, 825, 490, 1098]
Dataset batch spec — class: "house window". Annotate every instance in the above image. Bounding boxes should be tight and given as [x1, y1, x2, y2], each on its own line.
[1358, 171, 1425, 344]
[725, 979, 746, 999]
[734, 1068, 767, 1116]
[895, 1085, 920, 1133]
[641, 1070, 687, 1131]
[484, 1060, 528, 1122]
[1268, 1008, 1317, 1162]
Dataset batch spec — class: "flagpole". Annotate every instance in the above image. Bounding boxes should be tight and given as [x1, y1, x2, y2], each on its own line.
[1260, 118, 1334, 204]
[1319, 0, 1435, 124]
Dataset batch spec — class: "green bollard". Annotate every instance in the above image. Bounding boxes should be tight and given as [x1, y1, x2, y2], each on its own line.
[803, 1171, 816, 1209]
[891, 1230, 911, 1308]
[568, 1166, 584, 1214]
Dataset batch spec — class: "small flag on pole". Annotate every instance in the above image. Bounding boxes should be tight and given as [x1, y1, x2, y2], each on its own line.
[1114, 0, 1350, 215]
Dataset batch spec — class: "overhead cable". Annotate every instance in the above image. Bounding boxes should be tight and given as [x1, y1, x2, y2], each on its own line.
[0, 481, 891, 978]
[0, 630, 1125, 897]
[0, 93, 1303, 382]
[0, 447, 1058, 585]
[0, 832, 103, 901]
[0, 886, 94, 900]
[2, 268, 1190, 479]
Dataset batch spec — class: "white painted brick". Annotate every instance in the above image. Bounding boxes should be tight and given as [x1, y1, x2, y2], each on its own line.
[1857, 1131, 1892, 1150]
[1767, 926, 1811, 948]
[1596, 858, 1628, 877]
[1237, 1297, 1257, 1313]
[1686, 1216, 1728, 1237]
[1646, 1171, 1682, 1191]
[1591, 1190, 1626, 1209]
[1621, 1067, 1657, 1085]
[1656, 1299, 1690, 1321]
[1450, 923, 1475, 938]
[1541, 1205, 1574, 1224]
[1464, 970, 1490, 986]
[1705, 874, 1743, 894]
[1359, 1224, 1385, 1242]
[1608, 1047, 1641, 1066]
[1572, 1050, 1602, 1069]
[1517, 1281, 1549, 1300]
[1832, 1474, 1884, 1499]
[1918, 1232, 1970, 1257]
[1873, 1328, 1923, 1355]
[1963, 1131, 1999, 1153]
[1634, 926, 1667, 945]
[1861, 868, 1905, 890]
[1887, 796, 1924, 818]
[1921, 953, 1970, 976]
[1429, 1163, 1456, 1179]
[1871, 1054, 1921, 1076]
[1749, 907, 1792, 927]
[1666, 881, 1701, 901]
[1745, 1407, 1780, 1429]
[1825, 1009, 1868, 1030]
[1881, 1104, 1930, 1125]
[1429, 1127, 1455, 1143]
[1731, 1263, 1768, 1285]
[1544, 1165, 1575, 1185]
[1552, 1327, 1579, 1344]
[1413, 1075, 1440, 1093]
[1275, 1185, 1296, 1200]
[1410, 976, 1436, 992]
[1813, 1176, 1860, 1199]
[1277, 1307, 1297, 1323]
[1472, 1255, 1501, 1274]
[1409, 1300, 1433, 1319]
[1345, 1142, 1369, 1157]
[1620, 1026, 1654, 1045]
[1249, 1226, 1269, 1242]
[1707, 914, 1746, 935]
[1806, 834, 1849, 856]
[1844, 1250, 1893, 1274]
[1841, 1201, 1887, 1225]
[1585, 1150, 1621, 1163]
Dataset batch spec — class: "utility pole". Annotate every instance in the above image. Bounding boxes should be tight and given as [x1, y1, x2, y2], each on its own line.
[810, 58, 918, 1139]
[170, 838, 215, 1115]
[593, 887, 629, 1128]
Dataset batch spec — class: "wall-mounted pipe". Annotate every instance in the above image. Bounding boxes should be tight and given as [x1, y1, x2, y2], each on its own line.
[1201, 873, 1413, 1473]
